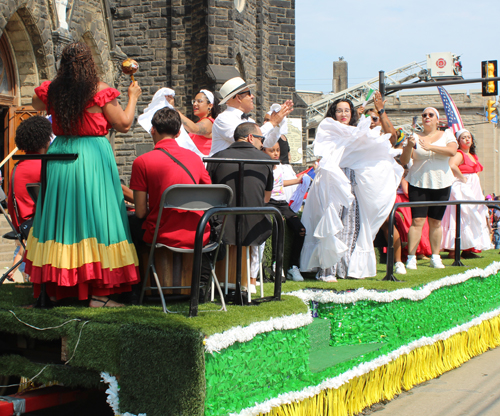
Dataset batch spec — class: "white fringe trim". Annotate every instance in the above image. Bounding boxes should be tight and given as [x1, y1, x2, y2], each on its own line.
[230, 306, 500, 416]
[204, 313, 313, 354]
[289, 262, 500, 304]
[101, 372, 146, 416]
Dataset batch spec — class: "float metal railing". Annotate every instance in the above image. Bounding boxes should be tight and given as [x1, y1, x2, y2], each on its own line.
[189, 206, 284, 317]
[385, 200, 500, 281]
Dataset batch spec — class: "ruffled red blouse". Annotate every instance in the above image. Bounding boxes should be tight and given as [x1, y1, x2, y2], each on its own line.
[457, 149, 483, 174]
[35, 80, 120, 136]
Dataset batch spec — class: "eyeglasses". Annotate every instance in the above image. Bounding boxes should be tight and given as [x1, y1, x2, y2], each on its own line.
[371, 116, 379, 122]
[191, 99, 208, 105]
[252, 134, 265, 142]
[422, 113, 435, 118]
[335, 109, 351, 114]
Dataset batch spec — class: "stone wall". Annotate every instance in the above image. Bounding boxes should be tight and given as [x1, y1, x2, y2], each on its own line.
[2, 0, 298, 184]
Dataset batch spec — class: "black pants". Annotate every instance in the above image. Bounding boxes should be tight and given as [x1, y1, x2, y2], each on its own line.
[267, 199, 305, 268]
[408, 184, 452, 221]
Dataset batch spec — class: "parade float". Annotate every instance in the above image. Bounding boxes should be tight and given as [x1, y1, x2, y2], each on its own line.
[2, 252, 500, 416]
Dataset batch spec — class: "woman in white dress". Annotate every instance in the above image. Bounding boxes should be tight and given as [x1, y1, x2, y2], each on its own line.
[441, 129, 491, 257]
[300, 99, 403, 281]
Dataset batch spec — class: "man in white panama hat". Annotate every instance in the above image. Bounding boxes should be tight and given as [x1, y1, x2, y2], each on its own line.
[210, 76, 293, 156]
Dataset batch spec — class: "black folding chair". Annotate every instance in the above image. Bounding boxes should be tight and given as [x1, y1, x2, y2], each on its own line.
[139, 184, 233, 313]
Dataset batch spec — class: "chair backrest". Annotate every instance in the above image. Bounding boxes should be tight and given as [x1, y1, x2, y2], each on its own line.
[161, 184, 233, 211]
[26, 183, 41, 205]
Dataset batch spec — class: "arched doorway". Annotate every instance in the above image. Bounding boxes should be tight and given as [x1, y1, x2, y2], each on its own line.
[0, 25, 44, 193]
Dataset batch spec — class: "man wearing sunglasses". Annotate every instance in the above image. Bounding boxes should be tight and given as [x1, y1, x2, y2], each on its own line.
[207, 122, 274, 294]
[210, 76, 293, 156]
[362, 91, 397, 145]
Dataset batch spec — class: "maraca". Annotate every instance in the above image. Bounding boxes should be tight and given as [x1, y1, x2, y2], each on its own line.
[121, 58, 139, 82]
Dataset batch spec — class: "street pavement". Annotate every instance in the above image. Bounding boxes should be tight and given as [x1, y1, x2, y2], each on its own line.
[369, 346, 500, 416]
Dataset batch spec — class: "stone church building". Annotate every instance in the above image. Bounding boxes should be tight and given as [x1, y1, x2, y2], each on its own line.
[0, 0, 298, 187]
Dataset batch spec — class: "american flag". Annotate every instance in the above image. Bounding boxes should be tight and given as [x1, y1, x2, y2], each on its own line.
[437, 86, 464, 134]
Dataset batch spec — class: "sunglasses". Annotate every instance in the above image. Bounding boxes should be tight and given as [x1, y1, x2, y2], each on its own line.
[252, 134, 265, 142]
[371, 116, 379, 122]
[422, 113, 436, 118]
[237, 90, 251, 98]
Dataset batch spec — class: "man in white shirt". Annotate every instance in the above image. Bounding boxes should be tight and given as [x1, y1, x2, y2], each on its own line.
[210, 77, 293, 156]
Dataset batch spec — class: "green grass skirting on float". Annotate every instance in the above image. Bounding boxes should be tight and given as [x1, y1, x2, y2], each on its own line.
[203, 271, 500, 415]
[0, 251, 499, 416]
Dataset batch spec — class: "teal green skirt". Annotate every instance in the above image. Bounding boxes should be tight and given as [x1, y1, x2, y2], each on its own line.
[25, 136, 139, 300]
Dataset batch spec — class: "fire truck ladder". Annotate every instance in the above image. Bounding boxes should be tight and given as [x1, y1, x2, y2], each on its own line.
[306, 61, 430, 129]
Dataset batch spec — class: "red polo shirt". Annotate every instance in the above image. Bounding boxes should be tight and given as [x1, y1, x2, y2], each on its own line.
[130, 139, 211, 249]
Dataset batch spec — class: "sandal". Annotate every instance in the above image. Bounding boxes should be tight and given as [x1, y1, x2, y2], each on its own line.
[90, 297, 124, 308]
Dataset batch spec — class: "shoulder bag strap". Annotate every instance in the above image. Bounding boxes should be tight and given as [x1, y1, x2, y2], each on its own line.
[10, 163, 22, 225]
[156, 148, 196, 184]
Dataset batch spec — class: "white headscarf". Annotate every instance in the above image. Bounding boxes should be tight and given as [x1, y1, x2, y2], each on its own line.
[199, 89, 214, 104]
[423, 107, 440, 120]
[455, 128, 470, 140]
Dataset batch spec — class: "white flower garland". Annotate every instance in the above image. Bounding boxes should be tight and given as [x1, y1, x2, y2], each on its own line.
[288, 262, 500, 304]
[230, 305, 500, 416]
[204, 313, 313, 354]
[101, 372, 146, 416]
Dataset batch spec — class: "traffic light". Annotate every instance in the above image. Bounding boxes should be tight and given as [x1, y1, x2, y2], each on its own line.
[487, 99, 497, 122]
[482, 60, 498, 96]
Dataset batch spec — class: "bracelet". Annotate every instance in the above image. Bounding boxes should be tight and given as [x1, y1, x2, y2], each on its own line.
[378, 108, 385, 115]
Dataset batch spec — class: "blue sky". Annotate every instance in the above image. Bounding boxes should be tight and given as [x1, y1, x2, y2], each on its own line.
[296, 1, 498, 93]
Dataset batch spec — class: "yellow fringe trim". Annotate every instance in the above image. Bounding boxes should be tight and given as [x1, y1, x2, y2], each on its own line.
[261, 315, 500, 416]
[26, 230, 139, 270]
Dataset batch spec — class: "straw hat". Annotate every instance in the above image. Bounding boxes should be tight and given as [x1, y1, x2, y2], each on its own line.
[218, 77, 255, 105]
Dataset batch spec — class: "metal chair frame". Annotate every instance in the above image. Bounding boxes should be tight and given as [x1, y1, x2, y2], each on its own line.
[139, 184, 233, 313]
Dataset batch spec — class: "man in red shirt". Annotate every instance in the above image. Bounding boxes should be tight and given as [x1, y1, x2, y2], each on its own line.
[129, 107, 211, 248]
[7, 115, 52, 281]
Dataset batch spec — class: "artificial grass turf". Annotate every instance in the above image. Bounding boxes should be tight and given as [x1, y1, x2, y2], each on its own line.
[0, 250, 497, 415]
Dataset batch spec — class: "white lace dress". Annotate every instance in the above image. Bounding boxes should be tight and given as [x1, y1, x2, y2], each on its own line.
[299, 116, 404, 279]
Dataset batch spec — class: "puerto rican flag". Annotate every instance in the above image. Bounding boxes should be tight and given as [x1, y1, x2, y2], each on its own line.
[437, 86, 464, 134]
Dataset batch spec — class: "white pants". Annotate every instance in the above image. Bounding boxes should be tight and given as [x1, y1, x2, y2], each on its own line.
[250, 243, 265, 278]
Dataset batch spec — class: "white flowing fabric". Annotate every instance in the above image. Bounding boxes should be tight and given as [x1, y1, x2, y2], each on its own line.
[138, 88, 205, 159]
[441, 174, 492, 251]
[300, 116, 404, 279]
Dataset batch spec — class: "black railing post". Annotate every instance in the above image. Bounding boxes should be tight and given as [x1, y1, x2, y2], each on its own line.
[383, 205, 402, 281]
[452, 204, 465, 266]
[189, 206, 283, 317]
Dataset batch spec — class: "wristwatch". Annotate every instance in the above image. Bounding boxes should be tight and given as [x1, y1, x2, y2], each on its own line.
[378, 108, 385, 115]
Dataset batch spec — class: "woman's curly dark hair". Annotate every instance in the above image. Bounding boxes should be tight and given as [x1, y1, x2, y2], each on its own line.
[47, 42, 99, 135]
[15, 116, 53, 152]
[325, 98, 358, 126]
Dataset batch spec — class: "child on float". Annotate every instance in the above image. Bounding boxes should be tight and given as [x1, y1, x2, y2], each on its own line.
[262, 142, 306, 281]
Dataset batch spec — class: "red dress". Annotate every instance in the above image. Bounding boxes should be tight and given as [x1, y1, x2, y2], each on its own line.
[25, 81, 140, 300]
[189, 117, 214, 155]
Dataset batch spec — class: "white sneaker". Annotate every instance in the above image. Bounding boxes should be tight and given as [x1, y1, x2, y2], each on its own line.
[287, 266, 304, 282]
[406, 257, 417, 270]
[394, 262, 407, 275]
[430, 256, 445, 269]
[249, 284, 257, 294]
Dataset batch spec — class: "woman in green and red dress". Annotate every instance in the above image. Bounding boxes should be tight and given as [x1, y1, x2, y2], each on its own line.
[27, 42, 142, 307]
